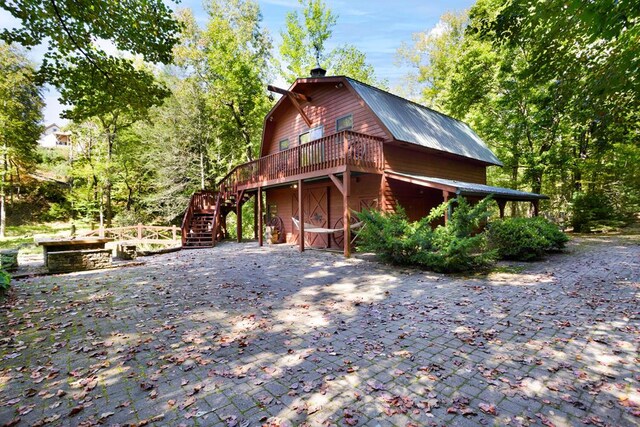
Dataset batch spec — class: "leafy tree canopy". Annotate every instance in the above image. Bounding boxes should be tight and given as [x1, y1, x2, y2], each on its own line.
[280, 0, 384, 86]
[0, 0, 181, 121]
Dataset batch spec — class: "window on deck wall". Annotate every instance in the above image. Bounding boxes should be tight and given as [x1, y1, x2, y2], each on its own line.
[299, 126, 324, 166]
[336, 114, 353, 132]
[279, 139, 289, 151]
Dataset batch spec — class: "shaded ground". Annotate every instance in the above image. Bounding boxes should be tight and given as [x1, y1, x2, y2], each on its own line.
[0, 235, 638, 427]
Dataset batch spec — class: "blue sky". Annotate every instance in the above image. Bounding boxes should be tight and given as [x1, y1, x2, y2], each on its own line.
[1, 0, 474, 124]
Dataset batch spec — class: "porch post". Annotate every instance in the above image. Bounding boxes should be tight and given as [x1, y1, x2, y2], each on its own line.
[298, 180, 304, 252]
[379, 172, 387, 213]
[532, 200, 540, 217]
[343, 168, 351, 258]
[253, 192, 258, 239]
[442, 191, 450, 224]
[257, 187, 263, 247]
[236, 200, 242, 243]
[497, 200, 506, 218]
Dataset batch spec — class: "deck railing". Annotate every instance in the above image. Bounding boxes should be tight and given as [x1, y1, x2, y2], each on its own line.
[220, 130, 384, 193]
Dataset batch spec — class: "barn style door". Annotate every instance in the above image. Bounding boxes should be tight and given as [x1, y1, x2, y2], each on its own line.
[292, 186, 330, 248]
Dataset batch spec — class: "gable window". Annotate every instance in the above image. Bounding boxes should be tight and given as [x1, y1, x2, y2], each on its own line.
[299, 132, 310, 145]
[336, 114, 353, 132]
[279, 138, 289, 151]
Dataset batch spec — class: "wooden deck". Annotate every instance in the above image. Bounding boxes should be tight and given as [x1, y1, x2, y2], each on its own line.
[181, 130, 385, 253]
[220, 130, 384, 193]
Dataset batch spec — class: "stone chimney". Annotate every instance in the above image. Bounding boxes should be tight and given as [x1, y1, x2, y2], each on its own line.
[310, 67, 327, 77]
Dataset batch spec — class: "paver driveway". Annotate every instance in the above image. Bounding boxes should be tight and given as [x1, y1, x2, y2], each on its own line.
[0, 236, 638, 427]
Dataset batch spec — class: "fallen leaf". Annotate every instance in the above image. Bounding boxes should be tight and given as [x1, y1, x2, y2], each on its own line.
[180, 396, 196, 410]
[479, 403, 498, 415]
[69, 405, 84, 416]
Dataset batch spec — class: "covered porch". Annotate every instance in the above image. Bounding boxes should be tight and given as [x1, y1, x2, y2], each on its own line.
[385, 171, 548, 221]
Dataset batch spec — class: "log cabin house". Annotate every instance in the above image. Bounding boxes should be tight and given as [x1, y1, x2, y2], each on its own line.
[181, 69, 546, 256]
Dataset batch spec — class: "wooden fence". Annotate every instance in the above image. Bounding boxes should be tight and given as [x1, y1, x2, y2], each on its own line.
[80, 224, 180, 244]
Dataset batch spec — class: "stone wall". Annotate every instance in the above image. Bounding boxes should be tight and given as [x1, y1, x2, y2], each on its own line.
[47, 249, 112, 273]
[0, 250, 18, 272]
[116, 244, 137, 260]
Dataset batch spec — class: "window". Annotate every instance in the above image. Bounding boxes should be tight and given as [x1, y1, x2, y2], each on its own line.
[336, 114, 353, 132]
[309, 125, 324, 141]
[299, 125, 323, 145]
[279, 139, 289, 151]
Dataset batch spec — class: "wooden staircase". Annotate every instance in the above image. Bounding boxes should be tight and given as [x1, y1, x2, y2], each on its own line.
[181, 188, 253, 249]
[184, 212, 216, 247]
[181, 190, 218, 248]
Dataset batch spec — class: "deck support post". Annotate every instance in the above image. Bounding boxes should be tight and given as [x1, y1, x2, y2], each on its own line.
[532, 200, 540, 217]
[497, 200, 506, 218]
[298, 180, 304, 252]
[343, 168, 351, 258]
[253, 192, 258, 240]
[257, 187, 263, 247]
[236, 195, 242, 243]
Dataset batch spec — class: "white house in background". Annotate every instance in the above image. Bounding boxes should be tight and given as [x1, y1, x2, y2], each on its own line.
[38, 123, 71, 148]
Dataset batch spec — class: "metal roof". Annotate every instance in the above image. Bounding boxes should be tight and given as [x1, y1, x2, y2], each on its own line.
[387, 171, 548, 201]
[347, 78, 503, 166]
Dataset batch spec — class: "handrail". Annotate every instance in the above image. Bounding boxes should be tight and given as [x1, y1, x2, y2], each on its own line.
[217, 130, 385, 194]
[210, 190, 223, 247]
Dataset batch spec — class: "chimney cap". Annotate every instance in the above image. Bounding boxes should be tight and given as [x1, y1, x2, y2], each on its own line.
[310, 67, 327, 77]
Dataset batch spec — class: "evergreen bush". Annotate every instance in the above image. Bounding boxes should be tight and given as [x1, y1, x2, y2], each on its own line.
[487, 217, 568, 261]
[356, 197, 496, 273]
[0, 270, 11, 296]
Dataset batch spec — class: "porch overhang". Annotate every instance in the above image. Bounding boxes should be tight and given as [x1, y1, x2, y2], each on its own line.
[385, 171, 548, 201]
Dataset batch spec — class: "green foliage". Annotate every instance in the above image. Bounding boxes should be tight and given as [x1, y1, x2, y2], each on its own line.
[487, 217, 568, 261]
[419, 196, 496, 273]
[42, 201, 71, 221]
[0, 269, 10, 294]
[0, 0, 180, 118]
[356, 206, 431, 265]
[357, 197, 496, 273]
[398, 0, 640, 219]
[571, 191, 619, 233]
[279, 0, 382, 85]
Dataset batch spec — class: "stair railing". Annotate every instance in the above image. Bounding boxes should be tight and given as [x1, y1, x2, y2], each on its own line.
[181, 193, 196, 246]
[210, 188, 224, 247]
[181, 190, 217, 246]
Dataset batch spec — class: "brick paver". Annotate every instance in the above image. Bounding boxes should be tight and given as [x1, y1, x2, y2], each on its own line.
[0, 236, 638, 426]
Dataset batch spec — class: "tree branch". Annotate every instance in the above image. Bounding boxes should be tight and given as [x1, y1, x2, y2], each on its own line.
[49, 0, 113, 84]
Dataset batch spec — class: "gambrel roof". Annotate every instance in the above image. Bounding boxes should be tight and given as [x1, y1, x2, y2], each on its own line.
[346, 78, 503, 166]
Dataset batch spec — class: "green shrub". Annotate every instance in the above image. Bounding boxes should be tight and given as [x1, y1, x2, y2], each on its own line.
[0, 270, 11, 295]
[487, 217, 568, 261]
[571, 191, 614, 233]
[356, 196, 496, 273]
[356, 207, 432, 265]
[42, 202, 72, 221]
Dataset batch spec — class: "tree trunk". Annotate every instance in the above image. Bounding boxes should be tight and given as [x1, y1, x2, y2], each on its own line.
[0, 143, 7, 239]
[531, 172, 543, 196]
[105, 130, 114, 226]
[199, 149, 206, 190]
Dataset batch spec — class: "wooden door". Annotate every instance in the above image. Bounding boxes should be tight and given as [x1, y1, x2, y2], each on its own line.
[292, 186, 330, 248]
